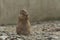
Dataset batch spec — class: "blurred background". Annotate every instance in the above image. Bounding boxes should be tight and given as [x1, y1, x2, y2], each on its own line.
[0, 0, 60, 40]
[0, 0, 60, 25]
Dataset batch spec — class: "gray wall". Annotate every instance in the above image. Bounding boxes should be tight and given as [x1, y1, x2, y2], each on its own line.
[0, 0, 60, 24]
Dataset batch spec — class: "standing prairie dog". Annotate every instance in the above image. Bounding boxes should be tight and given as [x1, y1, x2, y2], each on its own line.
[16, 9, 31, 35]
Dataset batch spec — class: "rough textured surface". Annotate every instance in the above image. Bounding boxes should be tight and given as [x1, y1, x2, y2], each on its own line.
[0, 21, 60, 40]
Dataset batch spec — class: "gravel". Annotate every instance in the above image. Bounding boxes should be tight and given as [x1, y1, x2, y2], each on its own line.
[0, 21, 60, 40]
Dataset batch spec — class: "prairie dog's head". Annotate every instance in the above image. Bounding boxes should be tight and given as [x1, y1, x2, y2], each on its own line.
[20, 9, 28, 17]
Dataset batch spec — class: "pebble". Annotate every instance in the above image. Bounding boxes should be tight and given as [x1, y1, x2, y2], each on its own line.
[0, 21, 60, 40]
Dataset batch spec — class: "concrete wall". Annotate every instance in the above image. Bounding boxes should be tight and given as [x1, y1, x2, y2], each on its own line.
[0, 0, 60, 24]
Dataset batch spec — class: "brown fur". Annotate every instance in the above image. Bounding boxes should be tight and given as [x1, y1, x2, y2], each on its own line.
[16, 9, 31, 35]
